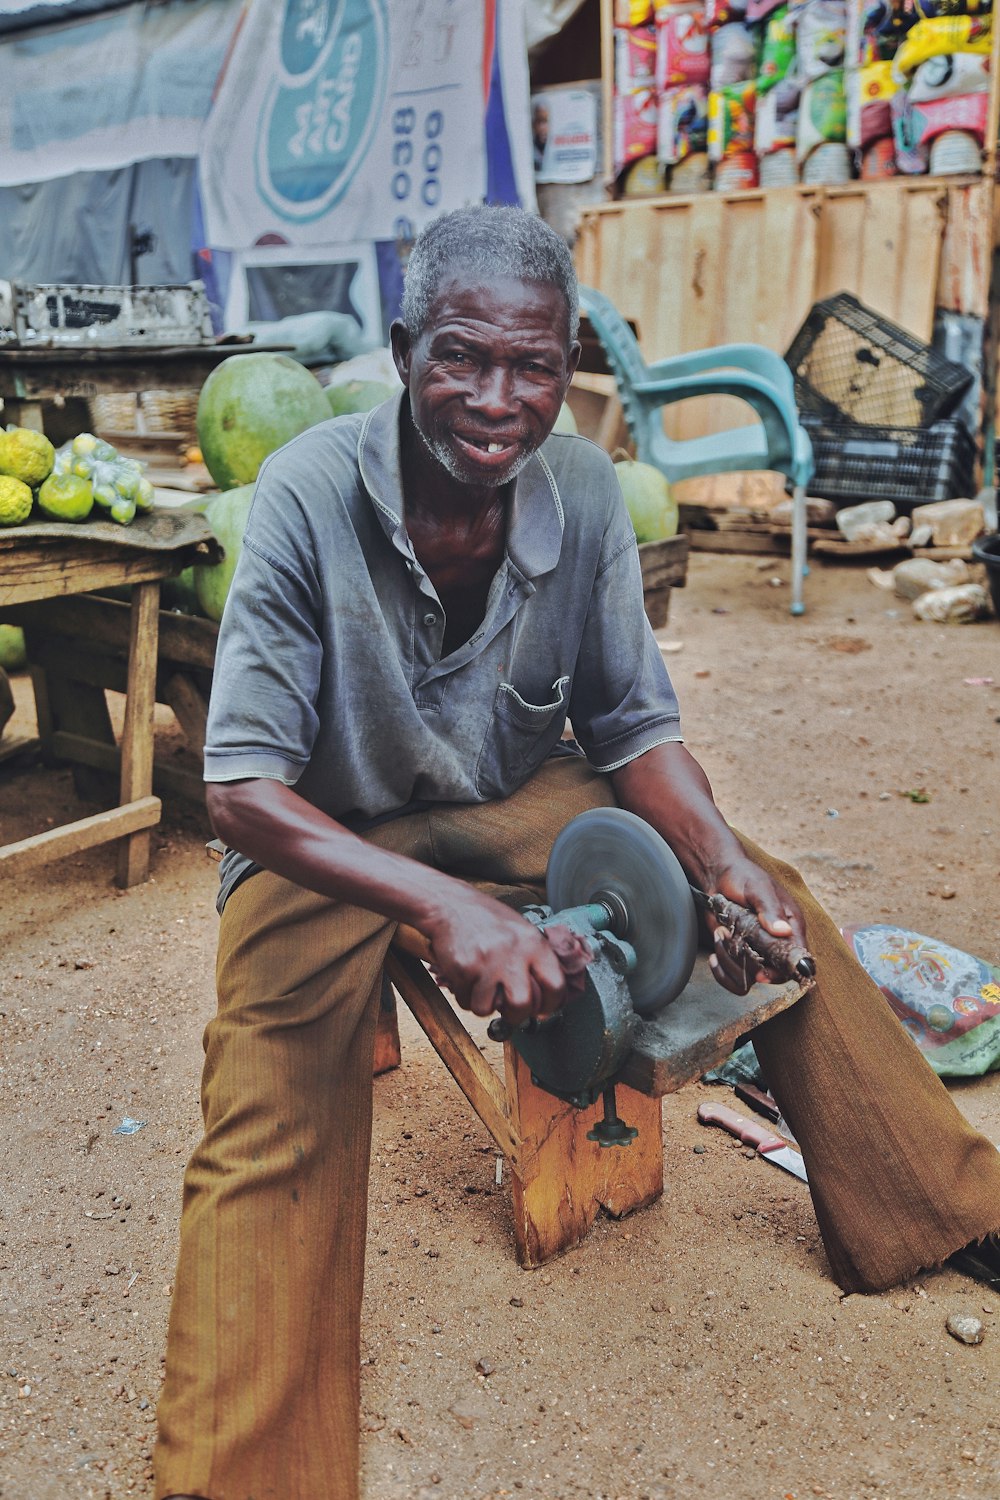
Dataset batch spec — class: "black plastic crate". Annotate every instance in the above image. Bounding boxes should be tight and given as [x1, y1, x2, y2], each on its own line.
[786, 293, 974, 429]
[802, 415, 976, 506]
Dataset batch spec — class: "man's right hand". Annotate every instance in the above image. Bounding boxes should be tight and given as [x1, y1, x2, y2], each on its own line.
[206, 778, 573, 1028]
[421, 889, 570, 1026]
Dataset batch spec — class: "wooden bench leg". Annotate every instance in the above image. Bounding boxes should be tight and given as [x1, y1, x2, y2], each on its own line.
[504, 1048, 664, 1269]
[385, 946, 666, 1267]
[373, 979, 402, 1075]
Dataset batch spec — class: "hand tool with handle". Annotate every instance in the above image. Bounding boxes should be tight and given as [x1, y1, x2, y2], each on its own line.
[697, 1100, 809, 1182]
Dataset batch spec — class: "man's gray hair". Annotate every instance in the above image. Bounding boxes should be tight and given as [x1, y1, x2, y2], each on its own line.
[401, 205, 579, 345]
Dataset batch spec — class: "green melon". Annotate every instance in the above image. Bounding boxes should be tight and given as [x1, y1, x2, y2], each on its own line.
[196, 353, 331, 491]
[552, 401, 578, 435]
[326, 379, 396, 418]
[193, 485, 256, 622]
[613, 459, 679, 544]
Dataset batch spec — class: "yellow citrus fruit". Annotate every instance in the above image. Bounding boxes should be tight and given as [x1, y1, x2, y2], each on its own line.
[37, 472, 94, 522]
[0, 427, 55, 487]
[0, 474, 33, 526]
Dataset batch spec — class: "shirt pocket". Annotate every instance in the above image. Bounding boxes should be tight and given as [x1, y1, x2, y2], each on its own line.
[475, 676, 571, 800]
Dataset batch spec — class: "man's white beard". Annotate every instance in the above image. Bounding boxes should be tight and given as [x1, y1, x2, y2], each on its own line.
[413, 411, 538, 488]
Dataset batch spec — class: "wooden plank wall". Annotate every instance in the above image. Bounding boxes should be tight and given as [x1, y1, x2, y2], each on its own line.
[575, 177, 989, 445]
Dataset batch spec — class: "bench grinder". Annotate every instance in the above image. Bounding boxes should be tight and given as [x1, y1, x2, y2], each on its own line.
[488, 807, 814, 1146]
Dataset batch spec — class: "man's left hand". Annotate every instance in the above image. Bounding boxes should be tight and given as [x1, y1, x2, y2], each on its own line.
[701, 853, 807, 996]
[609, 741, 808, 998]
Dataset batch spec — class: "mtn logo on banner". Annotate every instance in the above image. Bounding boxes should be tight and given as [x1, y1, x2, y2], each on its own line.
[257, 0, 389, 223]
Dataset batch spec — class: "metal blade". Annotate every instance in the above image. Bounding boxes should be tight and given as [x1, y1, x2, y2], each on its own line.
[759, 1144, 808, 1183]
[546, 807, 697, 1016]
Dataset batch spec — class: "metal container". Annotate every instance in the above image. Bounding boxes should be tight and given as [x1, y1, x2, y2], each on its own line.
[0, 280, 215, 348]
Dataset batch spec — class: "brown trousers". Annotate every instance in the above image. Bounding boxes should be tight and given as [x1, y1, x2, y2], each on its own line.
[154, 757, 1000, 1500]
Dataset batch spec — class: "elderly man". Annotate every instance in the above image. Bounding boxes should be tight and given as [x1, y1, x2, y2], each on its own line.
[155, 205, 1000, 1500]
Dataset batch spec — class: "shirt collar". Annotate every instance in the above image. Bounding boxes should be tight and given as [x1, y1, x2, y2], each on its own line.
[357, 388, 565, 579]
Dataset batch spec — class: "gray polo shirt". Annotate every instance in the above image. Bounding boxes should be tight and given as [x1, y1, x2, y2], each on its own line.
[205, 391, 682, 908]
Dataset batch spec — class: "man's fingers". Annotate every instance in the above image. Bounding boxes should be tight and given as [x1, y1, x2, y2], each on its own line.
[708, 949, 751, 996]
[710, 930, 754, 994]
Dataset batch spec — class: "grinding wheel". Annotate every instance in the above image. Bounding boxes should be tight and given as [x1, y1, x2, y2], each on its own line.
[546, 807, 697, 1015]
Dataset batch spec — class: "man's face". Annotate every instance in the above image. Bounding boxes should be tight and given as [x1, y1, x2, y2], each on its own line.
[391, 274, 580, 489]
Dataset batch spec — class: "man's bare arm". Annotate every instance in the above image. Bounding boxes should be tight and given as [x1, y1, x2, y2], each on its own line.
[206, 779, 567, 1023]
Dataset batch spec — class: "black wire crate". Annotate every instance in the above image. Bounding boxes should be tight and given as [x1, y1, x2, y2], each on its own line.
[802, 415, 977, 507]
[786, 293, 974, 429]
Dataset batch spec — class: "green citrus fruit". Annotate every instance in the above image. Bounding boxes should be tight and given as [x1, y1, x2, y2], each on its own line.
[37, 472, 94, 522]
[0, 475, 33, 526]
[0, 427, 55, 487]
[0, 623, 27, 671]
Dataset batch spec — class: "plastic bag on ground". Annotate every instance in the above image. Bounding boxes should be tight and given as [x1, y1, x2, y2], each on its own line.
[843, 923, 1000, 1076]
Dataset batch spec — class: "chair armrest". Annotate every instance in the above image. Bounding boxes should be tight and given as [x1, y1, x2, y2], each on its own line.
[631, 369, 803, 465]
[643, 344, 797, 405]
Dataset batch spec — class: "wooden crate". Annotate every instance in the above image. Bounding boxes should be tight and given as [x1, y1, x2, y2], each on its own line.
[639, 532, 688, 627]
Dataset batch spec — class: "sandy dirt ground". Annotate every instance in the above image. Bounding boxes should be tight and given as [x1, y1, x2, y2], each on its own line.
[1, 551, 998, 1500]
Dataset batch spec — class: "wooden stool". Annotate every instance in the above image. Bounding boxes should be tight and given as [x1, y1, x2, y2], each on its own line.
[377, 925, 808, 1267]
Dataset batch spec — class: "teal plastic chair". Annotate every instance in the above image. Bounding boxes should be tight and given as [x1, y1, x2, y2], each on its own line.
[579, 285, 815, 616]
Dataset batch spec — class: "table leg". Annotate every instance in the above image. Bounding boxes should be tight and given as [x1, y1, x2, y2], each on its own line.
[9, 400, 46, 433]
[116, 580, 161, 887]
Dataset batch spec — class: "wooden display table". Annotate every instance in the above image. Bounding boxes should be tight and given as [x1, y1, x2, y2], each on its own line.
[0, 343, 258, 435]
[0, 510, 219, 886]
[7, 536, 689, 818]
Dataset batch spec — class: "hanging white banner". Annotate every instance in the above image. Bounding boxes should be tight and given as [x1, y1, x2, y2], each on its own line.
[0, 0, 234, 187]
[200, 0, 492, 250]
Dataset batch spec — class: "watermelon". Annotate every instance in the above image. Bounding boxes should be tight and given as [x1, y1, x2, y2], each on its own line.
[196, 353, 330, 491]
[552, 402, 578, 435]
[326, 379, 396, 418]
[193, 485, 256, 622]
[613, 459, 679, 544]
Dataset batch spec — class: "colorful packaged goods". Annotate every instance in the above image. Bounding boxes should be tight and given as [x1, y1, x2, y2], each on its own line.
[611, 0, 993, 192]
[758, 6, 797, 91]
[797, 68, 848, 159]
[892, 82, 988, 169]
[615, 22, 658, 88]
[710, 21, 758, 87]
[907, 48, 990, 102]
[658, 83, 711, 159]
[614, 85, 660, 170]
[655, 4, 712, 88]
[616, 0, 655, 22]
[795, 0, 848, 80]
[708, 78, 758, 156]
[847, 58, 898, 145]
[705, 0, 749, 26]
[891, 13, 992, 78]
[746, 0, 789, 20]
[614, 21, 659, 172]
[756, 76, 802, 151]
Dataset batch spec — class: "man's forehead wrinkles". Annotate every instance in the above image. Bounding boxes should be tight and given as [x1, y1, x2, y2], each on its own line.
[428, 316, 564, 354]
